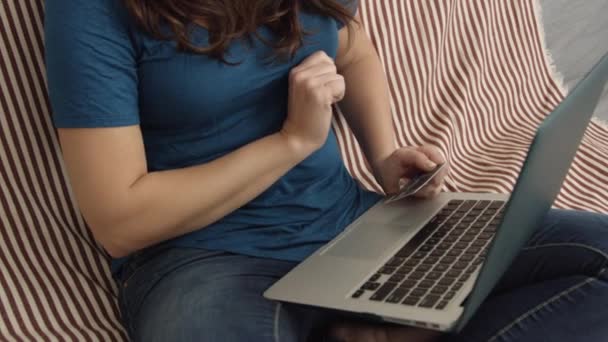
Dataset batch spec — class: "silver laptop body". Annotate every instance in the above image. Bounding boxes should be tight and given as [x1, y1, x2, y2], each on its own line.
[265, 53, 608, 332]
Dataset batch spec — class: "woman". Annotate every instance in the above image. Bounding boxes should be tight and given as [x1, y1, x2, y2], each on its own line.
[45, 0, 608, 341]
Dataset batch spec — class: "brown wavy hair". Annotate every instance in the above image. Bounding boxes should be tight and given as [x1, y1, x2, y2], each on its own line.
[124, 0, 356, 62]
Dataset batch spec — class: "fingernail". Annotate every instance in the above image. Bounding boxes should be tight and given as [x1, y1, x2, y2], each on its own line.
[427, 162, 437, 168]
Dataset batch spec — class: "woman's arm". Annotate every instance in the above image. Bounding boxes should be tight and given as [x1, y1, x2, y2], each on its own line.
[336, 16, 448, 196]
[60, 52, 344, 258]
[335, 15, 396, 170]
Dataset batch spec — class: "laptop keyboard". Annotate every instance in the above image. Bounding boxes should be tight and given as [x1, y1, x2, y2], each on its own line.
[351, 200, 505, 310]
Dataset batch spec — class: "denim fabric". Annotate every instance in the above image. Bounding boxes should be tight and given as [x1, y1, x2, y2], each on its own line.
[118, 209, 608, 342]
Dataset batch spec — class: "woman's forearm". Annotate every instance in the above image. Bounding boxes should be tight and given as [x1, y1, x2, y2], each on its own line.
[337, 30, 396, 170]
[104, 132, 307, 258]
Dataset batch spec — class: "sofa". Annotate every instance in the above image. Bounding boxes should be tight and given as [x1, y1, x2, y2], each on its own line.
[1, 0, 607, 340]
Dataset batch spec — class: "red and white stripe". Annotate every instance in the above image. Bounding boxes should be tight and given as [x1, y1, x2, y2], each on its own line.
[337, 0, 608, 212]
[0, 0, 607, 341]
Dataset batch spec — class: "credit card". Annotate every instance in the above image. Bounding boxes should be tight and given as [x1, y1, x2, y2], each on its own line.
[384, 163, 445, 204]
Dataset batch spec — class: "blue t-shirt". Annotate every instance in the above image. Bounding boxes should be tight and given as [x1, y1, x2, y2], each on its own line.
[45, 0, 381, 273]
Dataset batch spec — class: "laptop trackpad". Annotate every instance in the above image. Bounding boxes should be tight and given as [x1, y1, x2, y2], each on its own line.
[323, 221, 415, 261]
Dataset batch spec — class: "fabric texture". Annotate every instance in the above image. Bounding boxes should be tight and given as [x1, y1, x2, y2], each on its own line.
[1, 0, 607, 341]
[45, 0, 381, 275]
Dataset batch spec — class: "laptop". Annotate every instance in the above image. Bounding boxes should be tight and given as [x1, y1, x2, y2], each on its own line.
[264, 52, 608, 332]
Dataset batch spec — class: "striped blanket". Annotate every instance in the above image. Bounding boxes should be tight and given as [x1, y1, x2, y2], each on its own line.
[0, 0, 606, 340]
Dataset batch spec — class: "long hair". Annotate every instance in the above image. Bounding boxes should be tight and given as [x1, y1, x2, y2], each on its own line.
[124, 0, 356, 62]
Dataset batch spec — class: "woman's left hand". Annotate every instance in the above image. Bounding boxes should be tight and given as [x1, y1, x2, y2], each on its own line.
[372, 145, 448, 199]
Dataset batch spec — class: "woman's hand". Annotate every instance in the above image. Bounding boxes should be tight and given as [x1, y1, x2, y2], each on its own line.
[281, 51, 345, 156]
[373, 145, 448, 198]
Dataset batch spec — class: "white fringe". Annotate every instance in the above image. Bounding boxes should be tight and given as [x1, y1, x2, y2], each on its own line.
[532, 0, 568, 95]
[532, 0, 608, 129]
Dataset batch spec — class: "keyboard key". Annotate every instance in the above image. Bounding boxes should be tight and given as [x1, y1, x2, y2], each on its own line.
[472, 240, 487, 247]
[459, 234, 476, 242]
[388, 274, 405, 283]
[440, 256, 456, 264]
[453, 262, 468, 270]
[436, 300, 450, 310]
[370, 283, 398, 301]
[419, 295, 441, 308]
[468, 228, 481, 235]
[472, 222, 486, 229]
[474, 200, 491, 210]
[433, 264, 449, 272]
[443, 235, 459, 243]
[402, 296, 420, 306]
[416, 264, 432, 272]
[410, 288, 428, 297]
[455, 242, 469, 250]
[410, 271, 426, 280]
[400, 280, 417, 289]
[447, 270, 462, 278]
[437, 228, 452, 236]
[387, 289, 408, 303]
[458, 274, 471, 282]
[430, 250, 446, 258]
[362, 282, 381, 291]
[432, 232, 447, 239]
[460, 200, 476, 210]
[385, 257, 405, 267]
[452, 212, 464, 219]
[438, 242, 452, 250]
[461, 217, 475, 223]
[379, 266, 396, 275]
[479, 233, 494, 240]
[412, 252, 427, 259]
[423, 256, 440, 264]
[466, 265, 478, 274]
[396, 245, 417, 258]
[352, 289, 365, 298]
[489, 201, 505, 209]
[452, 282, 464, 291]
[404, 259, 419, 267]
[445, 219, 459, 226]
[478, 215, 492, 222]
[438, 277, 455, 287]
[417, 280, 435, 289]
[396, 266, 413, 275]
[484, 226, 498, 233]
[444, 291, 456, 300]
[431, 286, 449, 295]
[456, 223, 470, 230]
[459, 254, 474, 262]
[469, 209, 482, 216]
[420, 245, 433, 252]
[426, 272, 442, 280]
[426, 238, 441, 245]
[369, 273, 381, 282]
[465, 246, 481, 255]
[447, 249, 462, 257]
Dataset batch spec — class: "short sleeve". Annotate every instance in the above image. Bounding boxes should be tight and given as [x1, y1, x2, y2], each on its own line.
[336, 0, 359, 30]
[45, 0, 140, 128]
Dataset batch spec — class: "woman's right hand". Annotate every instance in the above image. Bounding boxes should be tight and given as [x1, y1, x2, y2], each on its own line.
[281, 51, 346, 155]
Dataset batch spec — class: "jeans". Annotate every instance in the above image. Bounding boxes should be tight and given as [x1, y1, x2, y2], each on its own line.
[117, 209, 608, 341]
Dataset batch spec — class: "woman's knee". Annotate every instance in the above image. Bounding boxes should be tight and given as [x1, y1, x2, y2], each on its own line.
[130, 275, 280, 342]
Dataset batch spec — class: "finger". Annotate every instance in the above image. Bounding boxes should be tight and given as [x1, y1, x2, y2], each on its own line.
[394, 148, 438, 172]
[308, 73, 344, 96]
[416, 145, 446, 165]
[414, 185, 441, 199]
[429, 162, 449, 187]
[324, 76, 346, 103]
